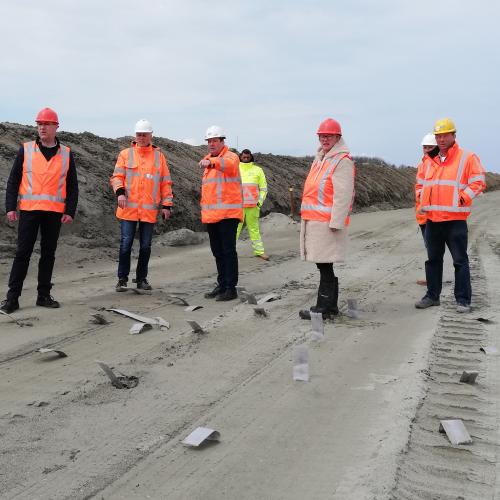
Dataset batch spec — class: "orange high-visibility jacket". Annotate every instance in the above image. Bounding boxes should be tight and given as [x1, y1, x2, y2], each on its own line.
[419, 142, 486, 222]
[300, 149, 355, 226]
[200, 146, 243, 223]
[110, 143, 173, 223]
[18, 141, 70, 213]
[415, 159, 427, 225]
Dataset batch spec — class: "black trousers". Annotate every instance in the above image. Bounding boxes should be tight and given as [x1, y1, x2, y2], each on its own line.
[206, 218, 239, 290]
[7, 210, 62, 299]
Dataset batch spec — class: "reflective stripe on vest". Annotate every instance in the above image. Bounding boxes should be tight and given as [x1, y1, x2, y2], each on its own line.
[300, 153, 345, 214]
[201, 173, 241, 210]
[422, 151, 476, 212]
[19, 141, 69, 203]
[125, 147, 166, 210]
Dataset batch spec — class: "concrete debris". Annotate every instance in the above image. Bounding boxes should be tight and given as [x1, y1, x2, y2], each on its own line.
[439, 419, 473, 445]
[89, 313, 110, 325]
[254, 307, 268, 317]
[475, 316, 494, 324]
[187, 320, 206, 334]
[130, 323, 153, 335]
[95, 361, 139, 389]
[459, 370, 479, 384]
[184, 305, 203, 312]
[107, 308, 170, 329]
[38, 347, 68, 358]
[167, 295, 189, 306]
[239, 291, 258, 305]
[345, 298, 360, 319]
[293, 345, 309, 382]
[182, 427, 220, 447]
[256, 293, 280, 305]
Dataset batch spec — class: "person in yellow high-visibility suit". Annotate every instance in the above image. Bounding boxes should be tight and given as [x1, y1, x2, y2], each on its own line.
[236, 149, 269, 260]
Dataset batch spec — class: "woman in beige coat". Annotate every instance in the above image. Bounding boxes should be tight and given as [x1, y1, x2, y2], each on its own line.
[299, 118, 356, 319]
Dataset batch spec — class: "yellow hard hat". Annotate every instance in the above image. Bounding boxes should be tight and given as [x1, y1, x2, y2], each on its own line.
[433, 118, 456, 135]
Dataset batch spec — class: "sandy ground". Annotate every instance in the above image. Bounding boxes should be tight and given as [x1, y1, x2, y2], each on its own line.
[1, 193, 499, 500]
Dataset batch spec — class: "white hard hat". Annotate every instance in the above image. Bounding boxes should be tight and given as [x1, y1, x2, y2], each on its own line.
[205, 125, 226, 140]
[135, 119, 153, 133]
[421, 133, 437, 146]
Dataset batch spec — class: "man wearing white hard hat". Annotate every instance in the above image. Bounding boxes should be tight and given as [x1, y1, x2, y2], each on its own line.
[414, 133, 438, 286]
[110, 119, 173, 292]
[199, 126, 243, 301]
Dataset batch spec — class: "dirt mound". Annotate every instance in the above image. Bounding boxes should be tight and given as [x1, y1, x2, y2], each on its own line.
[1, 122, 499, 248]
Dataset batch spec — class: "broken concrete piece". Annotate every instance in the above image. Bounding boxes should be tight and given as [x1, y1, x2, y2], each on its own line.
[256, 293, 280, 305]
[107, 309, 170, 329]
[480, 346, 499, 355]
[129, 322, 153, 335]
[346, 298, 360, 319]
[95, 361, 138, 389]
[89, 313, 110, 325]
[310, 311, 324, 341]
[38, 347, 67, 358]
[293, 345, 309, 382]
[240, 291, 258, 305]
[167, 295, 189, 306]
[459, 370, 479, 384]
[187, 320, 206, 334]
[184, 305, 203, 312]
[439, 419, 473, 445]
[254, 307, 268, 317]
[182, 427, 220, 447]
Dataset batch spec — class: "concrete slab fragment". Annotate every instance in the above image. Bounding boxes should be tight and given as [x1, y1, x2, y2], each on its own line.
[254, 307, 268, 317]
[310, 312, 324, 341]
[240, 292, 258, 305]
[480, 346, 499, 355]
[459, 370, 479, 384]
[107, 309, 170, 329]
[257, 293, 280, 305]
[184, 305, 203, 312]
[95, 361, 138, 389]
[182, 427, 220, 447]
[439, 419, 472, 445]
[187, 320, 206, 334]
[129, 322, 153, 335]
[168, 295, 189, 306]
[38, 347, 67, 358]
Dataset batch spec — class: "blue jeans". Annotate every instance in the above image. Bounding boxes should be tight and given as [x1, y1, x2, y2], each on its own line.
[424, 220, 471, 305]
[118, 220, 154, 281]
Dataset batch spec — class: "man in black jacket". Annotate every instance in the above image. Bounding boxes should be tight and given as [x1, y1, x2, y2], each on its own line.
[1, 108, 78, 314]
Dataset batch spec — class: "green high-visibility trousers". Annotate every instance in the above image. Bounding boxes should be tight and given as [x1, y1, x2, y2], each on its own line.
[236, 206, 265, 255]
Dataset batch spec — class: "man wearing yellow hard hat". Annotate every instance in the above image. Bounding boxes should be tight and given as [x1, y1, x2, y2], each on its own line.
[415, 118, 486, 313]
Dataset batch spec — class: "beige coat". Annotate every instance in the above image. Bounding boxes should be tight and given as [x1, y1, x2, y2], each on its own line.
[299, 138, 355, 263]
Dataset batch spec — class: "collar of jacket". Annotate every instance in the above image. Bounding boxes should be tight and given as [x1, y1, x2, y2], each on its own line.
[36, 136, 60, 148]
[428, 141, 459, 166]
[130, 141, 157, 153]
[240, 161, 255, 168]
[206, 145, 228, 159]
[315, 137, 350, 162]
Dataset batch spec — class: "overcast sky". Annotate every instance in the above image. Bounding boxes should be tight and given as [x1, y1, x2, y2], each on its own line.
[1, 1, 499, 171]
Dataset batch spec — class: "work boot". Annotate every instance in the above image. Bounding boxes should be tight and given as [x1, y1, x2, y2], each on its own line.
[299, 279, 338, 320]
[456, 302, 471, 313]
[116, 278, 128, 292]
[215, 288, 238, 301]
[204, 285, 224, 299]
[1, 298, 19, 314]
[415, 296, 440, 309]
[136, 278, 152, 291]
[255, 254, 270, 261]
[36, 295, 60, 308]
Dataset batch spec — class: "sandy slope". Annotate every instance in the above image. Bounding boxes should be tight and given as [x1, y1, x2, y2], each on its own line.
[0, 193, 499, 500]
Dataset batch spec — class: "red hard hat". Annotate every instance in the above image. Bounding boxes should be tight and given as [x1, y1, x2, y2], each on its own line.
[317, 118, 341, 136]
[35, 107, 59, 124]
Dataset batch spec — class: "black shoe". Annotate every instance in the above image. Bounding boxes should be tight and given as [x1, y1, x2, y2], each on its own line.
[0, 298, 19, 314]
[136, 278, 152, 291]
[204, 285, 224, 299]
[116, 278, 128, 292]
[215, 288, 238, 301]
[36, 295, 60, 308]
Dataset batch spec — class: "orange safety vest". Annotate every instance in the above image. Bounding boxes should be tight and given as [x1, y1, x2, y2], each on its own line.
[300, 152, 354, 225]
[200, 146, 243, 223]
[420, 142, 486, 222]
[18, 141, 70, 213]
[110, 143, 173, 223]
[415, 159, 427, 225]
